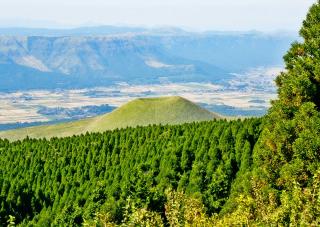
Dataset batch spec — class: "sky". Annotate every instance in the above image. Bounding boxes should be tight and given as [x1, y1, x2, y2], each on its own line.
[0, 0, 316, 31]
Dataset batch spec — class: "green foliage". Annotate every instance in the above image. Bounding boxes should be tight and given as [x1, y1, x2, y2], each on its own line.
[7, 215, 16, 227]
[84, 190, 217, 227]
[220, 1, 320, 225]
[0, 119, 261, 226]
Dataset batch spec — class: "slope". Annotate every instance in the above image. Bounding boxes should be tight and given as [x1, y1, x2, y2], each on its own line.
[0, 96, 220, 140]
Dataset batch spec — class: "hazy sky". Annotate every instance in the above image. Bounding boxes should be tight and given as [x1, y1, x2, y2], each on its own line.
[0, 0, 316, 31]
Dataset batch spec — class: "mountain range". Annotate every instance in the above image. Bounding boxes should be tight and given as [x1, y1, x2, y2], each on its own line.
[0, 27, 296, 91]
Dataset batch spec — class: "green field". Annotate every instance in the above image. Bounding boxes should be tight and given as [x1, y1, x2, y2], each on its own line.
[0, 96, 220, 140]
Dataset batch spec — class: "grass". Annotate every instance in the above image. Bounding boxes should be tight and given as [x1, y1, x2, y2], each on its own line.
[0, 96, 220, 140]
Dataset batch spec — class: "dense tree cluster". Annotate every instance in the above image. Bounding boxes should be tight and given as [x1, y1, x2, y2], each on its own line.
[0, 119, 261, 226]
[222, 1, 320, 225]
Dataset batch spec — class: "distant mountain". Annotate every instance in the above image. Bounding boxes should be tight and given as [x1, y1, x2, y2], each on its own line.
[160, 33, 295, 71]
[0, 27, 296, 91]
[0, 96, 220, 140]
[0, 35, 228, 91]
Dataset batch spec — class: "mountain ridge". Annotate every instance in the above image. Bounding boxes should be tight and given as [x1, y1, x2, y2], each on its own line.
[0, 32, 294, 91]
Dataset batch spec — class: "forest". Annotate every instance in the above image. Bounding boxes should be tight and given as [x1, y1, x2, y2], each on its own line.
[0, 119, 261, 225]
[2, 1, 320, 226]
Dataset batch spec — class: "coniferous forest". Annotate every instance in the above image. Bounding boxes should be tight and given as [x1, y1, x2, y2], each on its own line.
[2, 1, 320, 226]
[0, 119, 261, 226]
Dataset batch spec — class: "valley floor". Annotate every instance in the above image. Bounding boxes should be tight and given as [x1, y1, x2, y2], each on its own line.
[0, 68, 278, 126]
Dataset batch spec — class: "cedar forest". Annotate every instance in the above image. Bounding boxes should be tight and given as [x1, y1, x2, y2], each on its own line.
[1, 1, 320, 226]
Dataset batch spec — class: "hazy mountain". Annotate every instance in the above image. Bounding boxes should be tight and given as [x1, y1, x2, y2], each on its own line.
[0, 27, 297, 91]
[160, 33, 295, 71]
[0, 35, 228, 91]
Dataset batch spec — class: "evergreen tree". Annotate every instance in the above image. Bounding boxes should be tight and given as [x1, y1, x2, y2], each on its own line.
[238, 1, 320, 224]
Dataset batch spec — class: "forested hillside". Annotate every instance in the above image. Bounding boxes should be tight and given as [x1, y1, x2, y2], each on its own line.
[0, 119, 261, 226]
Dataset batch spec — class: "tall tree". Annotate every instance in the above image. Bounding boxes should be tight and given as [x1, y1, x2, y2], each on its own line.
[249, 1, 320, 224]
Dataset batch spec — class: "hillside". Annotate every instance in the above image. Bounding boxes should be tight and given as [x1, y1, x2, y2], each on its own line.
[0, 96, 220, 140]
[0, 118, 261, 226]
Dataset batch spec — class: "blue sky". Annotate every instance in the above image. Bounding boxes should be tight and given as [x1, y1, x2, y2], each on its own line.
[0, 0, 316, 31]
